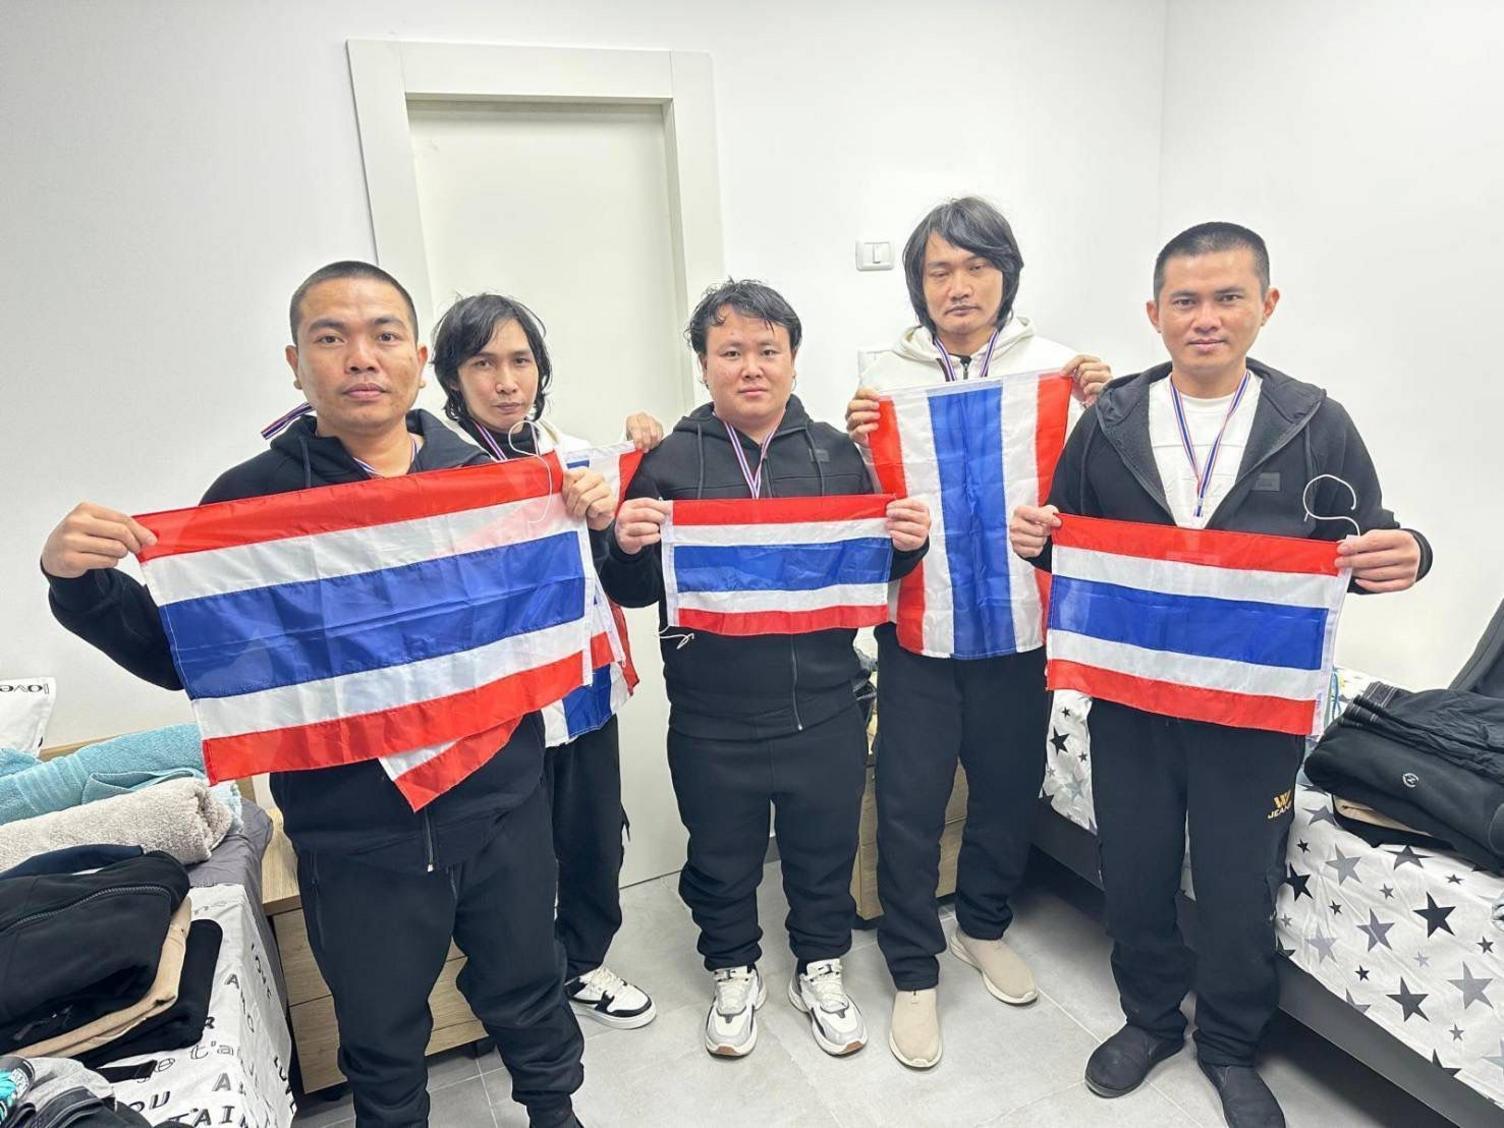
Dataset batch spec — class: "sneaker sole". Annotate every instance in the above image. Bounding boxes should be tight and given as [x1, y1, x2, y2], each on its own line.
[947, 934, 1038, 1006]
[786, 977, 866, 1057]
[570, 998, 658, 1030]
[704, 979, 767, 1058]
[887, 1026, 942, 1070]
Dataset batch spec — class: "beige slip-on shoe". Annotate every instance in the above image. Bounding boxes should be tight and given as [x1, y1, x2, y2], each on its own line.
[887, 988, 942, 1069]
[948, 930, 1038, 1005]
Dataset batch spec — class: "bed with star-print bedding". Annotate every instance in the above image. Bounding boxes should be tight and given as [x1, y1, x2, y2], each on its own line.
[1041, 669, 1504, 1112]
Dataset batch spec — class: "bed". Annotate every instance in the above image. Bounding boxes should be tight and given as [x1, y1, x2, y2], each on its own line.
[1037, 675, 1504, 1127]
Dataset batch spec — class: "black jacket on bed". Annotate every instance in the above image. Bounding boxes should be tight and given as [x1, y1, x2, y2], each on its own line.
[598, 396, 926, 740]
[44, 411, 546, 871]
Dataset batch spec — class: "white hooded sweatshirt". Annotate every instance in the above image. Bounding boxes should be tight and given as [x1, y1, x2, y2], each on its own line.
[860, 312, 1076, 392]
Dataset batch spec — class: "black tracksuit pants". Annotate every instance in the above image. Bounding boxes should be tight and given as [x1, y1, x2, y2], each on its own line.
[1089, 700, 1304, 1066]
[544, 716, 626, 980]
[298, 782, 584, 1127]
[666, 704, 867, 970]
[874, 627, 1050, 990]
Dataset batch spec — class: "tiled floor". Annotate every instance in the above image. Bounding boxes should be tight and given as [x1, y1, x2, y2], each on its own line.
[292, 852, 1459, 1127]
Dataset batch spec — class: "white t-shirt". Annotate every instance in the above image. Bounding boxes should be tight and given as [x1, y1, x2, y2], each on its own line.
[1148, 373, 1263, 529]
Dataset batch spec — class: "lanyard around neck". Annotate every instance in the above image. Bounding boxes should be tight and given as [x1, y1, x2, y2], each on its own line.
[720, 413, 782, 497]
[353, 434, 418, 478]
[933, 327, 999, 383]
[1169, 371, 1252, 518]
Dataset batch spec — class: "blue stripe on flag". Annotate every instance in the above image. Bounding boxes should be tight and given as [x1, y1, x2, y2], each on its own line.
[561, 663, 615, 740]
[672, 539, 892, 593]
[163, 531, 586, 698]
[930, 386, 1015, 656]
[1049, 575, 1329, 670]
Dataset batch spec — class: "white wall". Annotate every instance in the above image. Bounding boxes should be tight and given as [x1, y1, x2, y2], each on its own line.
[1, 0, 1169, 742]
[1158, 0, 1504, 690]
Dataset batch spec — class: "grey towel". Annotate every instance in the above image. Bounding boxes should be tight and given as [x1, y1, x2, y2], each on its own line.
[0, 779, 231, 872]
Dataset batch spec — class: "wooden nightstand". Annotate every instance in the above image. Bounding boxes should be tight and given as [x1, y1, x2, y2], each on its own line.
[260, 808, 487, 1093]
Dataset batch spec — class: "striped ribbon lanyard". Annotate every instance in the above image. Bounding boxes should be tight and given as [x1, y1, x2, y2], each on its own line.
[353, 434, 419, 478]
[721, 414, 782, 497]
[1170, 370, 1252, 519]
[933, 328, 999, 383]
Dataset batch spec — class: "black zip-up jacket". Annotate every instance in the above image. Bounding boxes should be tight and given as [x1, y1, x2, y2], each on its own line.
[0, 851, 190, 1053]
[45, 411, 547, 871]
[597, 396, 927, 740]
[1035, 359, 1433, 581]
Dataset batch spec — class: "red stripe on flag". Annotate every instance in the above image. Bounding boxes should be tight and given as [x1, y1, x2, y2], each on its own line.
[137, 454, 564, 561]
[1054, 514, 1342, 576]
[607, 599, 639, 690]
[671, 494, 891, 526]
[389, 717, 522, 811]
[1046, 659, 1316, 736]
[200, 649, 588, 782]
[589, 631, 614, 670]
[869, 398, 926, 651]
[677, 605, 889, 636]
[615, 450, 644, 513]
[1034, 374, 1073, 639]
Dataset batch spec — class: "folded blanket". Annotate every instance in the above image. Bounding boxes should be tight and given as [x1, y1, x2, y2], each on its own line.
[0, 724, 205, 826]
[0, 779, 231, 872]
[18, 896, 191, 1059]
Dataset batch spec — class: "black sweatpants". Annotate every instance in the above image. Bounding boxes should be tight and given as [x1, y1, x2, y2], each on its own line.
[298, 782, 584, 1127]
[666, 704, 867, 970]
[874, 627, 1050, 990]
[545, 716, 626, 979]
[1089, 700, 1303, 1066]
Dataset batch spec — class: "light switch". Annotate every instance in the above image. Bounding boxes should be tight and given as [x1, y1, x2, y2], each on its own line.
[856, 240, 895, 271]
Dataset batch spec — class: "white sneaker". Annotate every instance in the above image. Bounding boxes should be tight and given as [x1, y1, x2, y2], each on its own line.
[788, 959, 867, 1056]
[704, 965, 765, 1057]
[565, 965, 657, 1029]
[888, 988, 942, 1069]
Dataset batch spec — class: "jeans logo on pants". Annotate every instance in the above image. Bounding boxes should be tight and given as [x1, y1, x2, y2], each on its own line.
[1267, 789, 1293, 820]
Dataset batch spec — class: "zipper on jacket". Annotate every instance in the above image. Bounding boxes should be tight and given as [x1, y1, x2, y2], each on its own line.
[9, 884, 172, 932]
[422, 811, 436, 873]
[960, 355, 971, 380]
[789, 637, 805, 732]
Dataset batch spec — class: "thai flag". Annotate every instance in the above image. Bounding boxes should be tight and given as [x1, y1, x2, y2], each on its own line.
[541, 443, 643, 746]
[870, 370, 1073, 659]
[135, 456, 595, 808]
[1045, 515, 1351, 736]
[662, 495, 894, 636]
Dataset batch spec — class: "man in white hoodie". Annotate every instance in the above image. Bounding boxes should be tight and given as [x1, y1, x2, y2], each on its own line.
[846, 197, 1110, 1068]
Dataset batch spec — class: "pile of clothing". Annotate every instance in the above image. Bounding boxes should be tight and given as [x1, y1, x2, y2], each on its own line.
[0, 851, 219, 1071]
[0, 727, 236, 870]
[1306, 599, 1504, 871]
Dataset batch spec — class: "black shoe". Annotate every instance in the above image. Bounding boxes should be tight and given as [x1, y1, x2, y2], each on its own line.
[1085, 1024, 1184, 1097]
[1199, 1061, 1286, 1128]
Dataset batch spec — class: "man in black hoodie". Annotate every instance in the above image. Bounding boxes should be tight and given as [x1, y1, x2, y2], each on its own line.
[1011, 224, 1431, 1128]
[39, 262, 586, 1128]
[598, 280, 930, 1062]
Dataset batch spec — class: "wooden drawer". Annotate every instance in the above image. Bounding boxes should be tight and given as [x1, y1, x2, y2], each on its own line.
[289, 955, 484, 1092]
[274, 907, 462, 1008]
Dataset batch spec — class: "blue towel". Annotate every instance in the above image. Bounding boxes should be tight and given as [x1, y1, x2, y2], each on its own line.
[0, 724, 206, 825]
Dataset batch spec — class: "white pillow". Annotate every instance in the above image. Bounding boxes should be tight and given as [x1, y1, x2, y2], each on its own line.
[0, 677, 56, 754]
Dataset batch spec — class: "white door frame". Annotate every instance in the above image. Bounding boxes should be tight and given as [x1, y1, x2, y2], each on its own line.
[346, 38, 724, 405]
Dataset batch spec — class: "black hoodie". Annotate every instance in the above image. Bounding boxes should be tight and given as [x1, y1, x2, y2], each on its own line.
[45, 411, 546, 871]
[597, 396, 926, 740]
[1036, 359, 1433, 580]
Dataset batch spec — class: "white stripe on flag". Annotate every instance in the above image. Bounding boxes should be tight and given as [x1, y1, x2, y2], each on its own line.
[378, 737, 452, 780]
[192, 614, 592, 740]
[674, 583, 888, 615]
[892, 390, 955, 656]
[148, 492, 573, 605]
[1052, 546, 1340, 609]
[1048, 630, 1327, 701]
[1000, 373, 1046, 651]
[669, 518, 889, 547]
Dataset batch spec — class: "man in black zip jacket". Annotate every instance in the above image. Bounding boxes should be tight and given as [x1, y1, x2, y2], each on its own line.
[598, 280, 930, 1062]
[39, 262, 587, 1128]
[1011, 224, 1431, 1128]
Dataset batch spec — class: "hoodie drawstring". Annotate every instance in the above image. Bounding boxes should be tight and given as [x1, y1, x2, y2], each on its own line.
[298, 435, 313, 490]
[694, 423, 706, 499]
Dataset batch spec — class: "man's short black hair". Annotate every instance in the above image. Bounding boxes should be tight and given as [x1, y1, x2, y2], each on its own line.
[902, 196, 1025, 332]
[289, 260, 420, 342]
[431, 293, 554, 425]
[1153, 222, 1271, 299]
[687, 279, 802, 356]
